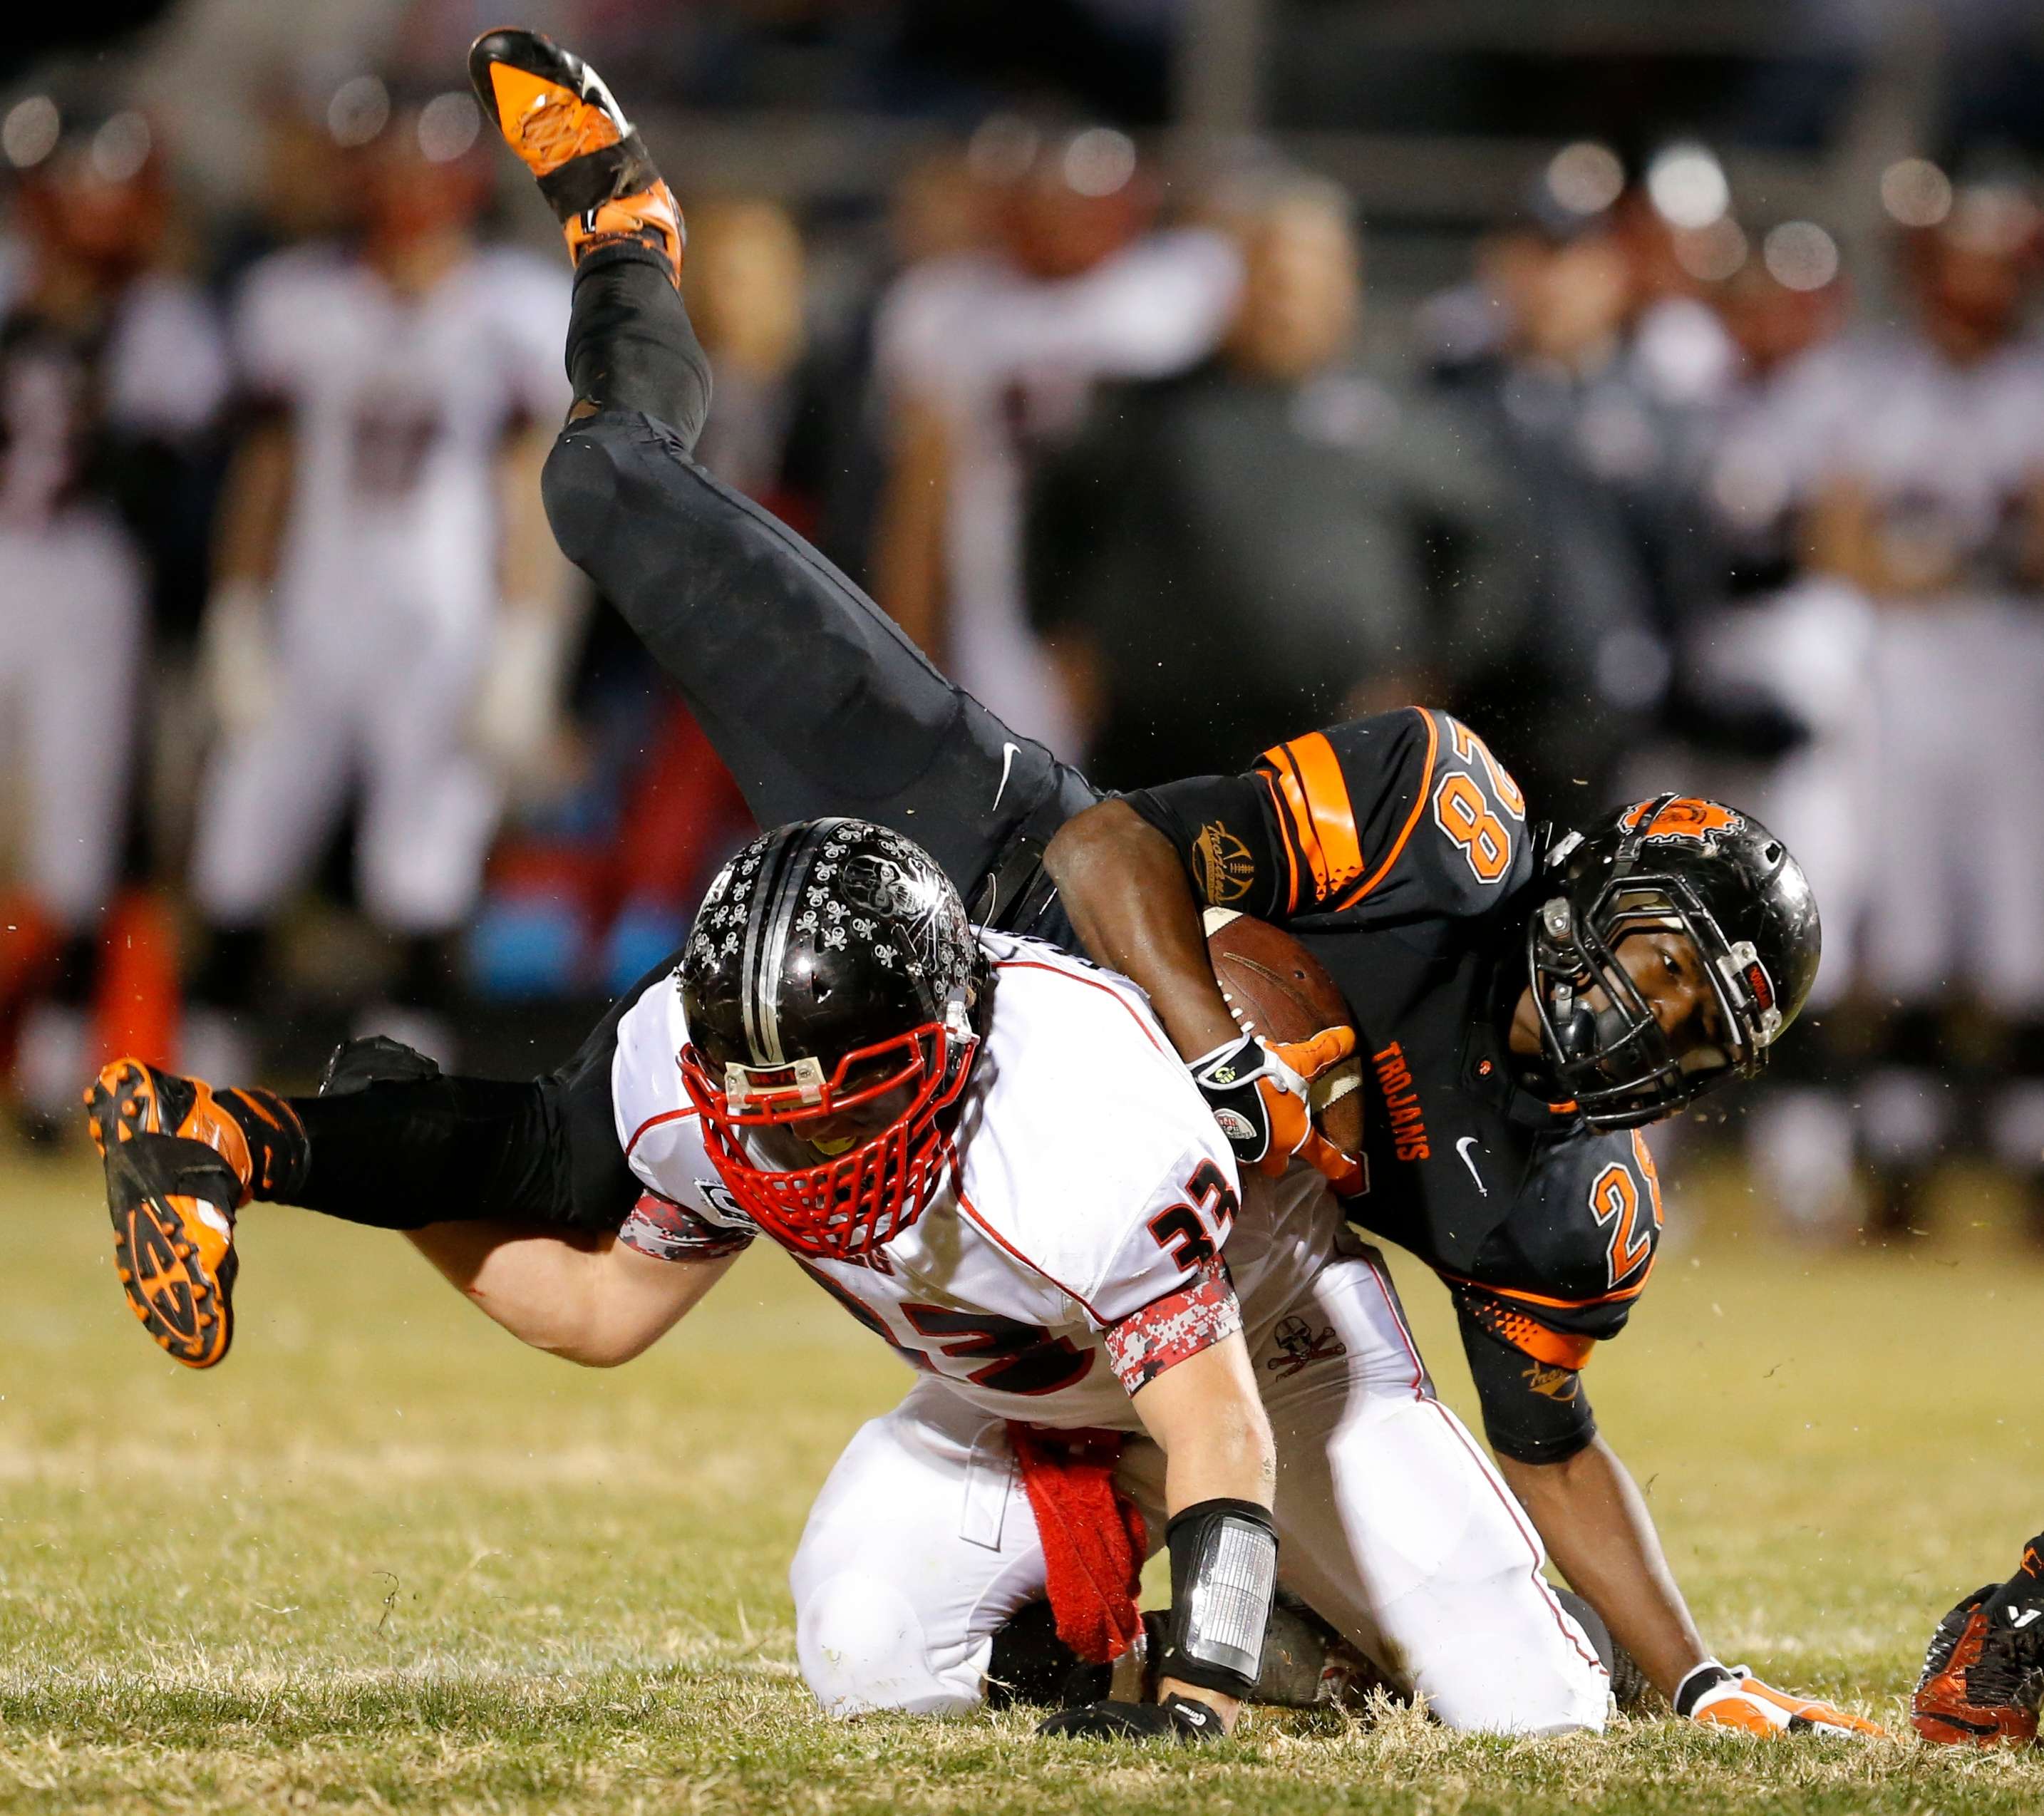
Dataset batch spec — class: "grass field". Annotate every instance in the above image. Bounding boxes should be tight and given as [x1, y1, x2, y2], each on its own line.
[5, 1142, 2043, 1815]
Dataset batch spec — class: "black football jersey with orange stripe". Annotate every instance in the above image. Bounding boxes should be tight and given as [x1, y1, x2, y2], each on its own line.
[1125, 706, 1663, 1463]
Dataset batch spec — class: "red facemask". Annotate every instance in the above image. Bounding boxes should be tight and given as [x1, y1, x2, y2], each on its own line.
[678, 1020, 976, 1262]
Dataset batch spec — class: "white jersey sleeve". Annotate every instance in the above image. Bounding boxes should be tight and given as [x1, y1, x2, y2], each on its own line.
[229, 247, 336, 404]
[104, 274, 228, 437]
[473, 247, 572, 425]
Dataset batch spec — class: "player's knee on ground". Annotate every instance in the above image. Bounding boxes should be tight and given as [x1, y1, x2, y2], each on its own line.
[1390, 1566, 1611, 1736]
[795, 1571, 986, 1718]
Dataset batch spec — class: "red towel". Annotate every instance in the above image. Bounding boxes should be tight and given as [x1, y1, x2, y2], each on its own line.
[1007, 1424, 1147, 1664]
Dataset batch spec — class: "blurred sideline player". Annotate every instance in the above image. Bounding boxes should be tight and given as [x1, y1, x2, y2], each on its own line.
[185, 88, 573, 1074]
[87, 814, 1615, 1738]
[0, 99, 227, 1133]
[870, 113, 1239, 758]
[1657, 230, 1867, 1237]
[1778, 182, 2044, 1234]
[88, 26, 1884, 1740]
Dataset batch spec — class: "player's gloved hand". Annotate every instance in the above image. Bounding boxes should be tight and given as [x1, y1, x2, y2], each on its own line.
[470, 602, 569, 777]
[200, 579, 277, 738]
[319, 1033, 443, 1097]
[1037, 1694, 1227, 1743]
[1675, 1661, 1891, 1738]
[1187, 1028, 1361, 1192]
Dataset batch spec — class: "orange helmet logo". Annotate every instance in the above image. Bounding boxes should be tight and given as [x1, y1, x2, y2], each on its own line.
[1619, 798, 1744, 847]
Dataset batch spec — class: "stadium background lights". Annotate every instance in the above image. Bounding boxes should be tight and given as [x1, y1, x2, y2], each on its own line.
[1544, 140, 1624, 217]
[1646, 141, 1731, 231]
[89, 112, 151, 185]
[2, 95, 61, 170]
[1942, 184, 2040, 258]
[966, 114, 1039, 185]
[1882, 157, 1954, 229]
[1763, 220, 1839, 291]
[1062, 127, 1136, 198]
[418, 92, 481, 162]
[328, 75, 390, 148]
[1675, 216, 1750, 283]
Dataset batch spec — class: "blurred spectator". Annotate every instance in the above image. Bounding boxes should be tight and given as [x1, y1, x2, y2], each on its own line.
[795, 147, 989, 588]
[1770, 181, 2044, 1233]
[686, 198, 814, 508]
[1658, 224, 1864, 1235]
[207, 76, 361, 294]
[181, 92, 573, 1074]
[871, 116, 1239, 758]
[1427, 157, 1719, 809]
[1026, 175, 1529, 789]
[0, 97, 227, 1135]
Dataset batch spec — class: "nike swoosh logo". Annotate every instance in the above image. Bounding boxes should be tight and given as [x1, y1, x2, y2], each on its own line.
[1920, 1708, 2002, 1737]
[1456, 1135, 1487, 1196]
[991, 741, 1021, 812]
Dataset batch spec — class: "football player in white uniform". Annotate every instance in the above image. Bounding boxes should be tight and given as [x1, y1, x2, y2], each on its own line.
[0, 100, 227, 1130]
[184, 89, 573, 1071]
[87, 815, 1610, 1739]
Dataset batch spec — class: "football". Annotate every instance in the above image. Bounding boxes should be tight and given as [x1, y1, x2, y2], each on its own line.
[1204, 907, 1366, 1157]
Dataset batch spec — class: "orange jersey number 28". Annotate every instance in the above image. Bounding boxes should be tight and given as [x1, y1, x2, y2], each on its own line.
[1432, 720, 1525, 885]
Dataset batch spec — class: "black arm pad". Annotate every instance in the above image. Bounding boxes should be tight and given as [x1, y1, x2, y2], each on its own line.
[1457, 1304, 1599, 1466]
[1157, 1497, 1278, 1698]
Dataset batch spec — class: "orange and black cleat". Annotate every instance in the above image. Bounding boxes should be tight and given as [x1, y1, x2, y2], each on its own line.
[1912, 1562, 2044, 1745]
[84, 1058, 307, 1370]
[85, 1058, 307, 1202]
[100, 1133, 245, 1369]
[468, 26, 683, 284]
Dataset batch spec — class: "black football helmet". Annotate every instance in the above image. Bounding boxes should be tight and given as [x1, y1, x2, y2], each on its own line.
[678, 818, 985, 1262]
[1527, 795, 1820, 1129]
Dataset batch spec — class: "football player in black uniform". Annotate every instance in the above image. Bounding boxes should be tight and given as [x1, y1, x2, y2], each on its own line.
[85, 28, 1884, 1737]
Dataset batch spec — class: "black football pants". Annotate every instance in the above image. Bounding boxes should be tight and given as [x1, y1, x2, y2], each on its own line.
[541, 244, 1098, 926]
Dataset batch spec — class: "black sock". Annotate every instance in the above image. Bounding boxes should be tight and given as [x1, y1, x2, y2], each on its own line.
[565, 244, 712, 448]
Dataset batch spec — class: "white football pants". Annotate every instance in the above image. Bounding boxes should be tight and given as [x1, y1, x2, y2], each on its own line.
[0, 515, 144, 929]
[191, 594, 498, 933]
[790, 1244, 1610, 1735]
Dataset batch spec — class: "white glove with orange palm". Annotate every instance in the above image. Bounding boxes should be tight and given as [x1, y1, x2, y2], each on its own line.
[1676, 1661, 1891, 1738]
[1187, 1028, 1361, 1195]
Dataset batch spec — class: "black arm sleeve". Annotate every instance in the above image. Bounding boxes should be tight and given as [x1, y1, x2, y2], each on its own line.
[284, 961, 666, 1234]
[1457, 1299, 1600, 1467]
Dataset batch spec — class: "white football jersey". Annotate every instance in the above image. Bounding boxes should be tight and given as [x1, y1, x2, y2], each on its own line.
[1750, 326, 2044, 598]
[232, 242, 568, 632]
[0, 272, 227, 533]
[874, 232, 1239, 755]
[612, 931, 1332, 1429]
